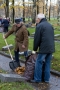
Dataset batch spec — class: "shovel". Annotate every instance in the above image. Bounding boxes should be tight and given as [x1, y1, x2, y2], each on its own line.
[3, 33, 20, 71]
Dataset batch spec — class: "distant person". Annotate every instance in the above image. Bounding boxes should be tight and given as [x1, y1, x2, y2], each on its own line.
[2, 18, 9, 32]
[0, 21, 1, 26]
[0, 18, 2, 26]
[3, 18, 29, 66]
[31, 13, 55, 83]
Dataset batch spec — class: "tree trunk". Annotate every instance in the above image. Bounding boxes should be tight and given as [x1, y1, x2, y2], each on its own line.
[32, 0, 36, 23]
[23, 0, 25, 22]
[37, 0, 39, 14]
[12, 0, 15, 23]
[5, 0, 9, 18]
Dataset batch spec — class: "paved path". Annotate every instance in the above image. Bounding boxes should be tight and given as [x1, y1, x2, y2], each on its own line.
[30, 74, 60, 90]
[0, 54, 60, 90]
[0, 54, 24, 72]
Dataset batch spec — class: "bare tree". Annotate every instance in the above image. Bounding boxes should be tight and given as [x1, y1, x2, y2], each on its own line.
[0, 0, 3, 17]
[4, 0, 9, 18]
[37, 0, 39, 14]
[32, 0, 36, 23]
[23, 0, 25, 22]
[49, 0, 51, 21]
[12, 0, 15, 23]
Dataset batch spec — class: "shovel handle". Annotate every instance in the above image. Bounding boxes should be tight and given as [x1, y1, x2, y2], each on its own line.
[3, 33, 13, 60]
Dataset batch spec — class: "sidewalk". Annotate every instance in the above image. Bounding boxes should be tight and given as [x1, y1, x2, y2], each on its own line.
[0, 52, 60, 90]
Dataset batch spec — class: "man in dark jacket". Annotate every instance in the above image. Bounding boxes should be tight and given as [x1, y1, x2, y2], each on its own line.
[2, 18, 9, 32]
[32, 13, 55, 83]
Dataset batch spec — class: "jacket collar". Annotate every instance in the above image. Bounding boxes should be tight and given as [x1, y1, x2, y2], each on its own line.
[36, 18, 47, 26]
[40, 18, 47, 23]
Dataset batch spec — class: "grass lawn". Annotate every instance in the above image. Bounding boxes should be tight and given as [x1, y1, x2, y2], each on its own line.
[51, 42, 60, 71]
[54, 30, 60, 35]
[0, 82, 34, 90]
[27, 27, 35, 35]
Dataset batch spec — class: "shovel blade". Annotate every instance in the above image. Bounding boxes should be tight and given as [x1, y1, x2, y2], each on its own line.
[9, 61, 15, 71]
[9, 61, 20, 71]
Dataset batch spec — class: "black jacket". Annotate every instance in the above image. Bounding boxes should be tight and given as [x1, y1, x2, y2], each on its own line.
[33, 18, 55, 53]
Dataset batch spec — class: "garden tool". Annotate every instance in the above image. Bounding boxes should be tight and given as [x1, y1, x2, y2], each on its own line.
[3, 33, 20, 71]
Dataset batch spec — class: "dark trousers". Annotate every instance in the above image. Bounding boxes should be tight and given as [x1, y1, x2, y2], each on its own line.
[4, 27, 8, 32]
[14, 49, 28, 65]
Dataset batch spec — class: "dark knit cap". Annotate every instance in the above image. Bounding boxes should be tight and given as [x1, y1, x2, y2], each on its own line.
[15, 18, 22, 24]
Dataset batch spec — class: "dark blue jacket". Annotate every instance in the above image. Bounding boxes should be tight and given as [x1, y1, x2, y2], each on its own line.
[2, 19, 9, 27]
[33, 18, 55, 53]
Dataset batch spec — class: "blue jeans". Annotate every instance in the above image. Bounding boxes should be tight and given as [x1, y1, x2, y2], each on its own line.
[34, 53, 52, 82]
[24, 51, 28, 57]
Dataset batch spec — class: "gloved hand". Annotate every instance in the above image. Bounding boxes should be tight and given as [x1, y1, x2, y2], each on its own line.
[32, 51, 36, 54]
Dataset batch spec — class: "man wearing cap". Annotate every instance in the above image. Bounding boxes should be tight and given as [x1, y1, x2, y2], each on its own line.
[31, 13, 55, 83]
[3, 18, 28, 66]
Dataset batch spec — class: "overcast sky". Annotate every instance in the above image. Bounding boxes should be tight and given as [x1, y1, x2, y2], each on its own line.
[15, 0, 57, 5]
[25, 0, 57, 5]
[25, 0, 57, 3]
[49, 0, 57, 4]
[15, 0, 57, 2]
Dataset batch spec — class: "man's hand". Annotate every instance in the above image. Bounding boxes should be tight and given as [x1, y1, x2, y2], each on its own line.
[22, 45, 25, 48]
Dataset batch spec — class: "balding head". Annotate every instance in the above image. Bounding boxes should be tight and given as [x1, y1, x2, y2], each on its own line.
[36, 13, 45, 24]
